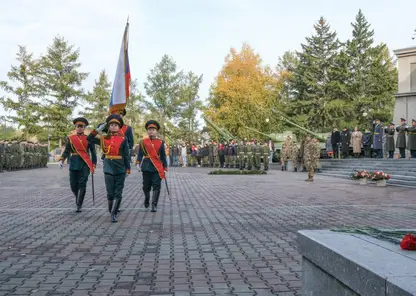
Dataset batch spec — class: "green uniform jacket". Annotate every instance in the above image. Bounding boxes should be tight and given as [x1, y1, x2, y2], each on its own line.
[60, 135, 97, 171]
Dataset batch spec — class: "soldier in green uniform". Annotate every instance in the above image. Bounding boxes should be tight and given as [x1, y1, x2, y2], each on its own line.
[396, 118, 408, 158]
[88, 114, 130, 222]
[385, 122, 395, 158]
[304, 136, 321, 181]
[407, 119, 416, 158]
[136, 120, 168, 212]
[237, 140, 246, 170]
[262, 141, 269, 171]
[0, 141, 4, 173]
[253, 141, 262, 170]
[246, 140, 253, 170]
[291, 142, 299, 172]
[60, 118, 97, 213]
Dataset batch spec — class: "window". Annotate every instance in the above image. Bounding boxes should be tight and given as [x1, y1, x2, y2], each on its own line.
[411, 63, 416, 92]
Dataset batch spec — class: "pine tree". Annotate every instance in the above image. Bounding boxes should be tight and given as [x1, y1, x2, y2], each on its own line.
[290, 17, 346, 131]
[0, 46, 43, 138]
[81, 69, 111, 127]
[346, 10, 397, 125]
[38, 36, 88, 146]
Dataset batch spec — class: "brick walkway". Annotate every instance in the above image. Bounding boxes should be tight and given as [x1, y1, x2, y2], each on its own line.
[0, 165, 415, 296]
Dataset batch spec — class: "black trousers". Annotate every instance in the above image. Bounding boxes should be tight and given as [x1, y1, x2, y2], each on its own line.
[219, 155, 225, 167]
[142, 171, 161, 193]
[363, 146, 371, 158]
[399, 148, 406, 158]
[69, 166, 90, 196]
[104, 173, 126, 200]
[332, 144, 338, 158]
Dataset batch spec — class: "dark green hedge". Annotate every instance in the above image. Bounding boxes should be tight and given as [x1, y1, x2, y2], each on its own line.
[208, 170, 267, 175]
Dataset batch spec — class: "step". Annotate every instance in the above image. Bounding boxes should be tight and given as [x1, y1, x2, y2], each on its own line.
[320, 165, 416, 171]
[319, 172, 416, 188]
[320, 168, 416, 176]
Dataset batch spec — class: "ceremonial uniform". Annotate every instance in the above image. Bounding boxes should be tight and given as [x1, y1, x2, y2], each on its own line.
[88, 114, 131, 222]
[407, 119, 416, 158]
[246, 143, 253, 170]
[385, 124, 395, 158]
[237, 142, 246, 170]
[373, 122, 384, 158]
[253, 142, 262, 170]
[262, 143, 269, 171]
[60, 118, 97, 212]
[396, 118, 408, 158]
[136, 120, 168, 212]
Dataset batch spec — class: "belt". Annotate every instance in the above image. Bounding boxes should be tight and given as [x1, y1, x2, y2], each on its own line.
[105, 155, 122, 160]
[387, 135, 394, 138]
[71, 153, 79, 155]
[409, 132, 416, 135]
[374, 133, 379, 134]
[144, 156, 151, 158]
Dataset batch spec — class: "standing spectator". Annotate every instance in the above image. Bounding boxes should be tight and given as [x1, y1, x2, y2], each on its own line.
[340, 127, 351, 159]
[351, 127, 363, 158]
[325, 133, 333, 158]
[165, 143, 170, 167]
[267, 138, 275, 164]
[331, 127, 341, 159]
[173, 144, 179, 166]
[373, 119, 384, 158]
[362, 129, 372, 158]
[218, 142, 225, 168]
[181, 144, 187, 167]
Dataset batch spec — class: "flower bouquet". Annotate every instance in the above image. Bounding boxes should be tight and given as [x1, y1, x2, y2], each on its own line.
[351, 170, 370, 185]
[369, 171, 390, 187]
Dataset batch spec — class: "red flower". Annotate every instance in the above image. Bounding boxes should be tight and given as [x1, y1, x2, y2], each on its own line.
[400, 233, 416, 250]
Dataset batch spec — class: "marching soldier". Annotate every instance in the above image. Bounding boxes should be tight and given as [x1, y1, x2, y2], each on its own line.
[136, 120, 168, 213]
[116, 108, 134, 157]
[396, 118, 408, 159]
[304, 136, 321, 182]
[88, 114, 130, 222]
[59, 118, 97, 213]
[385, 122, 395, 158]
[407, 119, 416, 158]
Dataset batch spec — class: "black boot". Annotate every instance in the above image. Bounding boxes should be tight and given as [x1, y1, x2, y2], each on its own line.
[111, 199, 121, 223]
[144, 191, 151, 208]
[108, 199, 114, 213]
[151, 190, 161, 212]
[76, 187, 86, 213]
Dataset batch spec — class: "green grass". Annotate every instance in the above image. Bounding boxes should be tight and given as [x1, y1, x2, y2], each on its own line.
[208, 169, 267, 175]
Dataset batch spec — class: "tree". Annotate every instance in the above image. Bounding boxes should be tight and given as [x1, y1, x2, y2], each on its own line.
[38, 36, 88, 146]
[345, 10, 397, 125]
[81, 69, 111, 127]
[205, 43, 281, 139]
[177, 71, 203, 142]
[0, 46, 43, 138]
[289, 17, 347, 131]
[144, 55, 183, 125]
[126, 79, 146, 140]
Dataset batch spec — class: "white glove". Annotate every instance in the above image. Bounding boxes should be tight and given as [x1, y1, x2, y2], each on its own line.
[59, 160, 63, 169]
[96, 123, 107, 133]
[136, 163, 141, 172]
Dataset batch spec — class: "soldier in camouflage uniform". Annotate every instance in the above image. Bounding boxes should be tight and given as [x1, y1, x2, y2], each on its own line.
[291, 142, 299, 172]
[304, 136, 321, 182]
[0, 141, 4, 173]
[281, 136, 293, 171]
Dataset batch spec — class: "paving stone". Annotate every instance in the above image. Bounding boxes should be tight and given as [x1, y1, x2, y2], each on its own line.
[1, 165, 416, 295]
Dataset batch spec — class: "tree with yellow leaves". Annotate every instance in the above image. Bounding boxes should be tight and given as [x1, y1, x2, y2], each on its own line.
[204, 43, 283, 140]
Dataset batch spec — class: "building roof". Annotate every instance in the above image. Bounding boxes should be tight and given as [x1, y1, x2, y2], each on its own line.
[393, 46, 416, 57]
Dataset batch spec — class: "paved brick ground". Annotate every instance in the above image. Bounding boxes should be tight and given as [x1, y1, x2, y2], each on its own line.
[0, 165, 415, 296]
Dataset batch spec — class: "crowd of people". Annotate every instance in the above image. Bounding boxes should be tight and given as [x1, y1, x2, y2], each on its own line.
[0, 140, 48, 172]
[326, 118, 416, 159]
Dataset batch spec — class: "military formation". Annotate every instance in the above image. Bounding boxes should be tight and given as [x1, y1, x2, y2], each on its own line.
[0, 140, 48, 172]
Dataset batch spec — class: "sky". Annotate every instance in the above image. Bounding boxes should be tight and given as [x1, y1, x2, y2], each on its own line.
[1, 0, 415, 125]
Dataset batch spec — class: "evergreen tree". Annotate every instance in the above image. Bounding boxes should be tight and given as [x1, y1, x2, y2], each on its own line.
[346, 10, 397, 125]
[290, 17, 346, 131]
[177, 71, 203, 142]
[38, 36, 88, 145]
[81, 69, 111, 127]
[126, 79, 146, 140]
[144, 55, 183, 125]
[0, 46, 43, 138]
